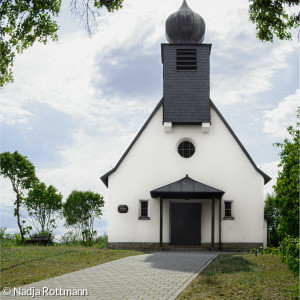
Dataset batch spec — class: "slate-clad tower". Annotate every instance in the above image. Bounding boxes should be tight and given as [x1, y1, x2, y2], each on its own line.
[162, 0, 211, 125]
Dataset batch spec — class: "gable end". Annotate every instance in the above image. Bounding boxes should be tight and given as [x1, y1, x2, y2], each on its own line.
[100, 98, 163, 187]
[210, 99, 271, 184]
[100, 98, 271, 188]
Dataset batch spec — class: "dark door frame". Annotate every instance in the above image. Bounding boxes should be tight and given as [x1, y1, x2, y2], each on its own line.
[159, 197, 222, 251]
[170, 201, 202, 246]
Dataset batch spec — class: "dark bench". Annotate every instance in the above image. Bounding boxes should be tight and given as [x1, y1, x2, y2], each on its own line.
[25, 234, 52, 246]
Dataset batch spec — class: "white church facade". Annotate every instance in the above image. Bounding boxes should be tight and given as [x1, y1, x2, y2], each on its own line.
[101, 0, 271, 251]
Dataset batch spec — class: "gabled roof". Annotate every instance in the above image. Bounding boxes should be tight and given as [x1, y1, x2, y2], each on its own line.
[150, 175, 224, 199]
[209, 99, 271, 185]
[100, 98, 163, 187]
[100, 98, 271, 188]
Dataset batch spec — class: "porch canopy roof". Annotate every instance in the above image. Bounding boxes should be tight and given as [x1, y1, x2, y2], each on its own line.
[150, 175, 225, 199]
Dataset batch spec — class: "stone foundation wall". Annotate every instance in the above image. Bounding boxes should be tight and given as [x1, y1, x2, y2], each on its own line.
[219, 243, 262, 251]
[108, 242, 262, 251]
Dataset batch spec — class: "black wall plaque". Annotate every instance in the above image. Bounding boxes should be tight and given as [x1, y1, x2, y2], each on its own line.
[118, 205, 128, 213]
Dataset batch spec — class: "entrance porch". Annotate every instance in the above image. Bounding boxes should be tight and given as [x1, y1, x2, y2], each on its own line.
[150, 175, 224, 251]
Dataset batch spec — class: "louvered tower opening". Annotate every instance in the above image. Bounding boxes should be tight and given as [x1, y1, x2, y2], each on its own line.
[176, 49, 197, 71]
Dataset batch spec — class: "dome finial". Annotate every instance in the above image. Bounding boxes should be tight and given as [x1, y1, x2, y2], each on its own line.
[165, 0, 206, 44]
[180, 0, 188, 9]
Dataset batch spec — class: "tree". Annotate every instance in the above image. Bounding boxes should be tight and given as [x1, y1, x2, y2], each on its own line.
[273, 126, 299, 238]
[254, 124, 300, 282]
[264, 193, 280, 247]
[63, 190, 104, 244]
[249, 0, 300, 42]
[24, 181, 63, 234]
[0, 0, 123, 87]
[0, 0, 61, 87]
[0, 151, 37, 241]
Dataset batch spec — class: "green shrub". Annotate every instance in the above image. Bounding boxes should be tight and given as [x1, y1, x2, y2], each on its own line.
[0, 227, 20, 247]
[60, 231, 82, 246]
[59, 231, 108, 248]
[0, 227, 6, 240]
[276, 236, 299, 278]
[253, 236, 299, 278]
[94, 234, 108, 248]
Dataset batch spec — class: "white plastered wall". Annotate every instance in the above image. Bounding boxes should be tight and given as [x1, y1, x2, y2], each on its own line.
[107, 104, 265, 244]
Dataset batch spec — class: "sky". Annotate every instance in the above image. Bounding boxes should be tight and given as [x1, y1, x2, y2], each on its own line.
[0, 0, 299, 240]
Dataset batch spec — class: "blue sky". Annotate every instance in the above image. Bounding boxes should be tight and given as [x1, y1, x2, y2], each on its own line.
[0, 0, 299, 239]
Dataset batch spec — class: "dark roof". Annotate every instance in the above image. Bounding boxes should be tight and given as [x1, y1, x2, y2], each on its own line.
[100, 98, 271, 188]
[100, 98, 163, 187]
[209, 99, 271, 184]
[150, 175, 224, 199]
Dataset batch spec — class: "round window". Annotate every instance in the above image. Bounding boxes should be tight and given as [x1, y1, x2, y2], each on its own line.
[178, 141, 195, 158]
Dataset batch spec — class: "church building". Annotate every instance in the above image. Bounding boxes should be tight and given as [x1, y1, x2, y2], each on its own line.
[101, 0, 271, 251]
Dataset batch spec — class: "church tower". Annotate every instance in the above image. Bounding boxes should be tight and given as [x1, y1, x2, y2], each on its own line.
[101, 0, 271, 253]
[162, 0, 211, 130]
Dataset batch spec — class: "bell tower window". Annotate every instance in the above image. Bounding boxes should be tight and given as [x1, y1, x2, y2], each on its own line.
[176, 49, 197, 71]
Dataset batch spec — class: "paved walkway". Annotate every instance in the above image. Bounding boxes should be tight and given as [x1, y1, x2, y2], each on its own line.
[2, 252, 218, 300]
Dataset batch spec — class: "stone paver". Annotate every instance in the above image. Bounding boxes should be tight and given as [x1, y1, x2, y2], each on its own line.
[2, 252, 218, 300]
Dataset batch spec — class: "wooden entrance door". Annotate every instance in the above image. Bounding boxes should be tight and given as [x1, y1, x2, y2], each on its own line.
[171, 203, 201, 246]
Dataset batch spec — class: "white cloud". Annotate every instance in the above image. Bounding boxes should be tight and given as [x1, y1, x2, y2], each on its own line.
[211, 37, 296, 106]
[1, 0, 297, 125]
[0, 96, 33, 124]
[0, 178, 15, 207]
[3, 227, 19, 234]
[263, 89, 299, 139]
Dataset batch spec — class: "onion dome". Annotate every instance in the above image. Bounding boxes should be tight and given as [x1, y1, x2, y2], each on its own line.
[166, 0, 206, 44]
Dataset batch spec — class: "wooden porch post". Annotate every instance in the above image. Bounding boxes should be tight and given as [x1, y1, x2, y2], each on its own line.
[211, 198, 215, 250]
[160, 197, 163, 251]
[219, 198, 222, 250]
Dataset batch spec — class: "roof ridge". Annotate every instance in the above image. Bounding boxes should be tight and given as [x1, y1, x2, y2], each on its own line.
[151, 175, 224, 193]
[185, 176, 223, 192]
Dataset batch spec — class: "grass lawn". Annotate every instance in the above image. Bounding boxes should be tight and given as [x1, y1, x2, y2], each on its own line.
[0, 246, 144, 289]
[177, 253, 298, 299]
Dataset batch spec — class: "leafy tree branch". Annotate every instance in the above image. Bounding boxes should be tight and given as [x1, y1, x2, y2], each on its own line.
[249, 0, 300, 42]
[0, 0, 62, 86]
[0, 0, 123, 87]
